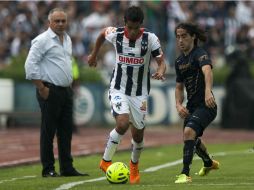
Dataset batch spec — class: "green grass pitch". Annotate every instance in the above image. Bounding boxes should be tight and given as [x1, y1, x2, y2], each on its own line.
[0, 142, 253, 190]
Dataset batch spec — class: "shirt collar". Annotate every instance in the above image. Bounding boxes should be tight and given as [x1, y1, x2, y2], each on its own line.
[47, 27, 67, 39]
[124, 27, 144, 40]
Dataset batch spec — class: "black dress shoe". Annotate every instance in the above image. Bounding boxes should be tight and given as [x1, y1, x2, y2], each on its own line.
[42, 170, 59, 177]
[60, 169, 89, 177]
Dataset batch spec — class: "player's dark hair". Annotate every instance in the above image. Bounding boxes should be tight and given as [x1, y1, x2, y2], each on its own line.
[124, 6, 144, 24]
[175, 22, 207, 46]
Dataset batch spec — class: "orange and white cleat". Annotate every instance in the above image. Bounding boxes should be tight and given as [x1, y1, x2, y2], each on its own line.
[99, 159, 112, 173]
[129, 160, 140, 184]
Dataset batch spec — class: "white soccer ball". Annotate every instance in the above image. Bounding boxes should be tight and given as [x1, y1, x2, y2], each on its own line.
[106, 162, 130, 184]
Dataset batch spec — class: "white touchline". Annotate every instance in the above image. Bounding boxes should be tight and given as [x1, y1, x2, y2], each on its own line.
[54, 177, 106, 190]
[144, 149, 253, 172]
[0, 176, 36, 184]
[190, 182, 254, 186]
[54, 149, 253, 190]
[138, 182, 254, 187]
[0, 157, 40, 167]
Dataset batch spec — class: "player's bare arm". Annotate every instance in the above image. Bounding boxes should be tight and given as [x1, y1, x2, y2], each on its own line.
[152, 54, 166, 81]
[88, 28, 107, 67]
[202, 65, 216, 108]
[175, 82, 189, 118]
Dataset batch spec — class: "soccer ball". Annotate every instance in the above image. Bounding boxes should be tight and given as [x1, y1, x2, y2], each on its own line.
[106, 162, 130, 184]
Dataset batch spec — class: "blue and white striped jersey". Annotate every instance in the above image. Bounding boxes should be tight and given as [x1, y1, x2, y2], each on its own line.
[105, 26, 163, 96]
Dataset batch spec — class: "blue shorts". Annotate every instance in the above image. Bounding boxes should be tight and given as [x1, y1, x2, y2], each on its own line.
[184, 106, 217, 137]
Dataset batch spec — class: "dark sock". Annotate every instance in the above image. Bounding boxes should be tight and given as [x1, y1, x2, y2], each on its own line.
[195, 138, 213, 167]
[181, 140, 195, 176]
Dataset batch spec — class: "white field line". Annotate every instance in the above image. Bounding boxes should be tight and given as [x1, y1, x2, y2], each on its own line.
[54, 177, 106, 190]
[137, 182, 254, 187]
[54, 149, 254, 190]
[190, 182, 254, 186]
[0, 176, 36, 184]
[143, 149, 253, 172]
[0, 157, 40, 167]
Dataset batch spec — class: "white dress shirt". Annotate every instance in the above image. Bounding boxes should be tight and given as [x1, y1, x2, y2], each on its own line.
[25, 27, 73, 87]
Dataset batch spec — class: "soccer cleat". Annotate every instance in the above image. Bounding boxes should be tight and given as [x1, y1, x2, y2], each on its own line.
[175, 174, 192, 183]
[99, 159, 112, 173]
[198, 160, 220, 176]
[129, 161, 140, 184]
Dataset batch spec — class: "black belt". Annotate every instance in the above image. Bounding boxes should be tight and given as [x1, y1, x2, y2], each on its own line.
[43, 82, 70, 89]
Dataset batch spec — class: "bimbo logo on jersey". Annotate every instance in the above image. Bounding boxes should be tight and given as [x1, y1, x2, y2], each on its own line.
[119, 55, 144, 64]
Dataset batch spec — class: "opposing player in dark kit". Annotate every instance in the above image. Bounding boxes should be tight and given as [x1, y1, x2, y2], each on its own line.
[174, 22, 219, 183]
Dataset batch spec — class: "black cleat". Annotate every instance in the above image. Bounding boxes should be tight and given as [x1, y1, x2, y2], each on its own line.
[42, 170, 59, 177]
[60, 169, 89, 177]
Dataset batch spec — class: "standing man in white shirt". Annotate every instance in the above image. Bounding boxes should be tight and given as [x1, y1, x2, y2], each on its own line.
[88, 6, 166, 184]
[25, 8, 88, 177]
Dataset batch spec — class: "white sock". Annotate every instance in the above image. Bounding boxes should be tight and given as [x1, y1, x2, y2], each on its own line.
[103, 129, 122, 161]
[131, 139, 144, 163]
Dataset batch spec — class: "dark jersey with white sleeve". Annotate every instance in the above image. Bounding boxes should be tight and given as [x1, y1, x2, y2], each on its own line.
[175, 47, 212, 108]
[104, 27, 163, 96]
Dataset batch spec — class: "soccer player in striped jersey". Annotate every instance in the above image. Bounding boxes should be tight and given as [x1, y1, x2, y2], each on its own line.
[88, 6, 166, 184]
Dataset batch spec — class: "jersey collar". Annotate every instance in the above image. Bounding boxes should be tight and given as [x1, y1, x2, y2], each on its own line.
[124, 27, 144, 40]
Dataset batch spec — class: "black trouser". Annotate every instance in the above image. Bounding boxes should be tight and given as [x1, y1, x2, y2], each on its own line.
[37, 82, 74, 173]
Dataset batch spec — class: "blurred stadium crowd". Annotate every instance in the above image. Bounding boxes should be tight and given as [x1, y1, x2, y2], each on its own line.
[1, 1, 254, 73]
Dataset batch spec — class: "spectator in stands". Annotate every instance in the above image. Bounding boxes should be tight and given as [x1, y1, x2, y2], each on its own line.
[224, 3, 240, 49]
[165, 1, 191, 68]
[1, 1, 254, 81]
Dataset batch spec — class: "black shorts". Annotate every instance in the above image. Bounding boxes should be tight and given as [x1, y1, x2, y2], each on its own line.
[184, 106, 217, 137]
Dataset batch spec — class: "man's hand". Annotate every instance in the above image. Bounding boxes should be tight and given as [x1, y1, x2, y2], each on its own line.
[87, 54, 97, 67]
[205, 90, 216, 108]
[151, 72, 166, 81]
[39, 86, 49, 100]
[176, 104, 189, 119]
[153, 54, 166, 81]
